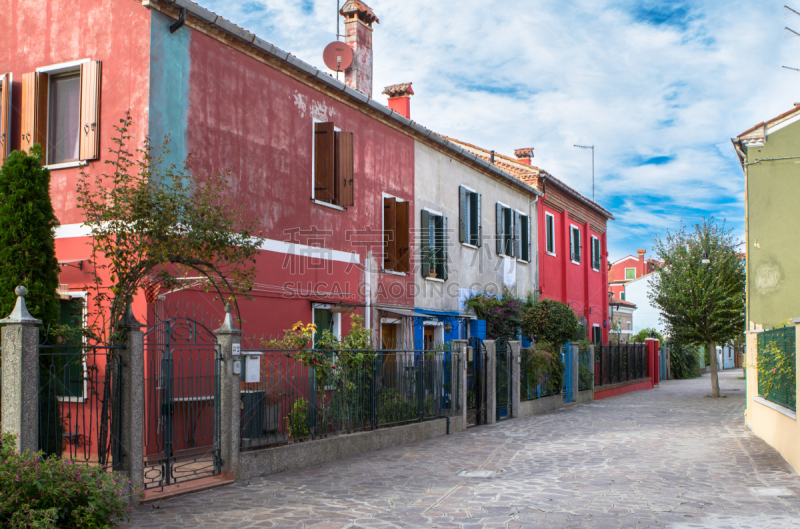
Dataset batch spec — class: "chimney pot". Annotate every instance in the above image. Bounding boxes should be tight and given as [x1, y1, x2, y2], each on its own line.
[383, 83, 414, 119]
[514, 147, 534, 165]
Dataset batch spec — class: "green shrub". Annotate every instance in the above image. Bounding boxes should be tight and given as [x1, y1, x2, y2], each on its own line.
[287, 398, 310, 439]
[521, 299, 581, 346]
[669, 341, 701, 379]
[521, 342, 565, 396]
[631, 328, 665, 343]
[0, 433, 133, 528]
[465, 292, 525, 340]
[579, 364, 594, 388]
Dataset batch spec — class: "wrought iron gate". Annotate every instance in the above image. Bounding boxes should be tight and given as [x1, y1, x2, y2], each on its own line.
[467, 337, 488, 426]
[143, 316, 222, 489]
[496, 338, 512, 420]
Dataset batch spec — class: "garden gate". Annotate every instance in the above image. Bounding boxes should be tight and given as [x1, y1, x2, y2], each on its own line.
[562, 343, 575, 403]
[495, 337, 512, 420]
[142, 316, 222, 489]
[467, 337, 488, 426]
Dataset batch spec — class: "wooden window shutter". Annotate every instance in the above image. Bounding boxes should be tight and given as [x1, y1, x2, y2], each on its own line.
[440, 216, 448, 281]
[314, 122, 335, 201]
[21, 72, 48, 157]
[514, 211, 522, 259]
[496, 203, 503, 255]
[335, 131, 354, 206]
[79, 60, 102, 161]
[420, 210, 430, 277]
[384, 197, 397, 271]
[458, 186, 467, 243]
[476, 193, 482, 247]
[396, 201, 410, 273]
[505, 208, 514, 258]
[527, 216, 532, 262]
[0, 74, 10, 166]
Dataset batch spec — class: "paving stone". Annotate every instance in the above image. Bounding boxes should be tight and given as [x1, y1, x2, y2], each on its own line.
[123, 371, 800, 528]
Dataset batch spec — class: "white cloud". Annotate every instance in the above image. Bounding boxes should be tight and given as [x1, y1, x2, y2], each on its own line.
[198, 0, 798, 259]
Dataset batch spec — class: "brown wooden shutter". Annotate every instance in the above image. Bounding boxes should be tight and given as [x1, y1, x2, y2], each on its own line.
[335, 131, 354, 207]
[21, 72, 48, 158]
[0, 74, 10, 166]
[79, 60, 101, 161]
[396, 201, 410, 273]
[383, 197, 397, 271]
[314, 122, 335, 201]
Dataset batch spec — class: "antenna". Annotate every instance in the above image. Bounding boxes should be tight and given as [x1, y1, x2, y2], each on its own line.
[785, 5, 800, 71]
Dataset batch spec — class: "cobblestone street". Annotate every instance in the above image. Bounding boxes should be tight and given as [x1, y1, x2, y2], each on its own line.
[126, 371, 800, 528]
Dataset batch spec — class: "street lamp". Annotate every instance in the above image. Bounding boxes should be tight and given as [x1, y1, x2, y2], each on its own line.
[701, 252, 710, 265]
[574, 144, 595, 202]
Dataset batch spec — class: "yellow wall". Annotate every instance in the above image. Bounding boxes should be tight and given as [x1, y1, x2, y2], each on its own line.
[745, 324, 800, 473]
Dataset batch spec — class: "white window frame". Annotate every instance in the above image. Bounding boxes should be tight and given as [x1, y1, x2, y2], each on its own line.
[311, 118, 343, 210]
[56, 291, 89, 403]
[515, 209, 531, 264]
[382, 192, 408, 275]
[545, 212, 556, 256]
[624, 267, 636, 280]
[461, 185, 480, 248]
[311, 304, 342, 342]
[570, 225, 582, 265]
[38, 60, 90, 168]
[590, 235, 601, 271]
[497, 201, 512, 257]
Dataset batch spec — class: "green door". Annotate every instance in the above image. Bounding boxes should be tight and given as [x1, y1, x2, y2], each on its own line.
[58, 298, 84, 398]
[313, 309, 333, 348]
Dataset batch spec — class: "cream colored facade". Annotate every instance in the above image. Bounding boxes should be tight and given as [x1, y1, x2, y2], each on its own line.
[744, 323, 800, 474]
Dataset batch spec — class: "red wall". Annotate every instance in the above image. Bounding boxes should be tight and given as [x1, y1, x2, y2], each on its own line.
[537, 197, 610, 343]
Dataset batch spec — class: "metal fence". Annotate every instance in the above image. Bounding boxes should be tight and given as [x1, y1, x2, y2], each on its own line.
[520, 347, 562, 401]
[239, 348, 461, 450]
[38, 344, 124, 468]
[757, 327, 796, 411]
[594, 343, 648, 387]
[578, 346, 592, 390]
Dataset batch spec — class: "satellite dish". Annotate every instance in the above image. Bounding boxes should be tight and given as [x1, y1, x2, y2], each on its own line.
[323, 41, 353, 72]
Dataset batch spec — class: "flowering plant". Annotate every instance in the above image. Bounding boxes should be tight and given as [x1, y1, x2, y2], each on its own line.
[0, 433, 135, 528]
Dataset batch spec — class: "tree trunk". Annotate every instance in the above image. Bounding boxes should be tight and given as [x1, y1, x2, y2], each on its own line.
[709, 340, 720, 397]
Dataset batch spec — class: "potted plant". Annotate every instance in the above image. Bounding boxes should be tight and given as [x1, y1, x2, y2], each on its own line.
[428, 251, 437, 278]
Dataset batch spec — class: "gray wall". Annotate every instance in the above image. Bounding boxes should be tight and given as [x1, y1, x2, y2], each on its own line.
[413, 142, 539, 315]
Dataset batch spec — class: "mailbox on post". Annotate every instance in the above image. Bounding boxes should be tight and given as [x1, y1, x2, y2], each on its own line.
[244, 351, 263, 384]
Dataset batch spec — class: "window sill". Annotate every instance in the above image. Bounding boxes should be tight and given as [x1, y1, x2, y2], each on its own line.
[425, 277, 445, 283]
[312, 199, 344, 211]
[592, 267, 601, 272]
[571, 260, 582, 266]
[546, 251, 556, 257]
[382, 270, 406, 277]
[516, 259, 530, 265]
[462, 243, 479, 250]
[46, 160, 86, 171]
[753, 396, 796, 420]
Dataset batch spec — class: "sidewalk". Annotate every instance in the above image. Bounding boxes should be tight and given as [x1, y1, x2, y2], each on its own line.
[125, 370, 800, 528]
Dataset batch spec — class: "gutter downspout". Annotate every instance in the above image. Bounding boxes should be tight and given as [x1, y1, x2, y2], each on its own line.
[529, 194, 539, 302]
[365, 251, 372, 334]
[169, 7, 186, 33]
[731, 139, 750, 330]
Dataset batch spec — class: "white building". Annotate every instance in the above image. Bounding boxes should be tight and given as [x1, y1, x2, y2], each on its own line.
[624, 272, 667, 336]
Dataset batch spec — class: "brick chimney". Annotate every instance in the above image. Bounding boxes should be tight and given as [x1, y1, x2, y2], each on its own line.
[383, 83, 414, 119]
[340, 0, 379, 98]
[637, 249, 646, 276]
[514, 147, 534, 165]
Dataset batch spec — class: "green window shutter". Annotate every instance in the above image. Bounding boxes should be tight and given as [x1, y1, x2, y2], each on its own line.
[496, 203, 503, 255]
[421, 210, 430, 277]
[621, 292, 625, 301]
[458, 186, 467, 243]
[440, 216, 448, 281]
[514, 211, 522, 259]
[547, 214, 554, 253]
[476, 193, 482, 247]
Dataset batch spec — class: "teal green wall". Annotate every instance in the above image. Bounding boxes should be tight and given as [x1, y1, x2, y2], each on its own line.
[744, 120, 800, 327]
[148, 10, 190, 171]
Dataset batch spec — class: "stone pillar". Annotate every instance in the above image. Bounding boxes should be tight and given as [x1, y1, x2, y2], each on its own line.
[0, 287, 42, 453]
[572, 343, 579, 400]
[484, 340, 496, 425]
[215, 306, 242, 479]
[589, 345, 596, 391]
[452, 340, 468, 427]
[117, 307, 144, 497]
[510, 341, 521, 418]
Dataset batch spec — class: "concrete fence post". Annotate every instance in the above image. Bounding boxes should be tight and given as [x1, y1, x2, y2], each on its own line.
[484, 340, 496, 425]
[588, 345, 595, 390]
[214, 305, 243, 479]
[0, 287, 41, 453]
[510, 341, 520, 418]
[572, 343, 579, 401]
[118, 307, 144, 497]
[452, 340, 468, 427]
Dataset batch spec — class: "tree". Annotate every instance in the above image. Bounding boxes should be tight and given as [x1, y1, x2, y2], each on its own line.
[0, 146, 60, 326]
[631, 327, 665, 343]
[76, 113, 264, 342]
[521, 298, 581, 346]
[650, 218, 745, 397]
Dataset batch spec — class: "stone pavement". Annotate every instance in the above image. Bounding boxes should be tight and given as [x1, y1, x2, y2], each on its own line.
[125, 370, 800, 528]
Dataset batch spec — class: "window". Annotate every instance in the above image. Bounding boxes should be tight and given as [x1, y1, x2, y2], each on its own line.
[625, 267, 636, 280]
[621, 292, 625, 301]
[421, 210, 448, 280]
[0, 73, 10, 167]
[592, 325, 602, 345]
[383, 195, 410, 273]
[515, 211, 532, 262]
[21, 60, 102, 166]
[313, 306, 341, 347]
[57, 296, 86, 399]
[458, 186, 482, 246]
[545, 212, 555, 255]
[570, 225, 582, 263]
[627, 322, 632, 331]
[591, 236, 601, 271]
[496, 203, 515, 257]
[313, 121, 354, 207]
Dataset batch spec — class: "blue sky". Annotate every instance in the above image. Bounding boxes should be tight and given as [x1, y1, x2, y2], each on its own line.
[198, 0, 800, 261]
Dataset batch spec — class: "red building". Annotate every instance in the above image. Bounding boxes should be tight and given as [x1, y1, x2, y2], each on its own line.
[608, 250, 658, 300]
[445, 142, 614, 344]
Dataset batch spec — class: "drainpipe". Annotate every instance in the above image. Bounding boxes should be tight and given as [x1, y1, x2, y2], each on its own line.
[170, 7, 186, 33]
[529, 195, 539, 301]
[365, 251, 372, 333]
